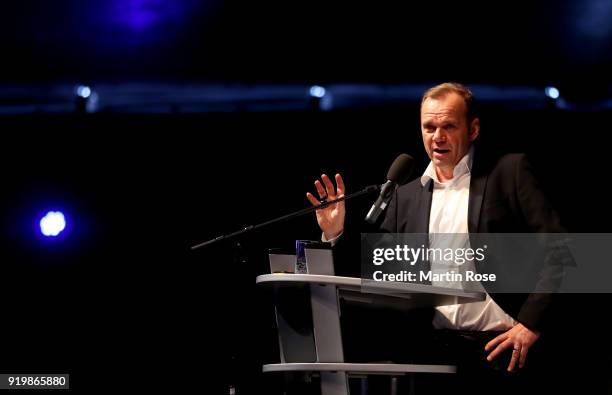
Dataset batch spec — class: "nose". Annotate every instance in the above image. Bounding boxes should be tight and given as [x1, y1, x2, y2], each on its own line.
[433, 128, 446, 143]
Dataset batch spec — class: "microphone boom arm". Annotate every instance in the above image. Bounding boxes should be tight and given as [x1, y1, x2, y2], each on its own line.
[190, 184, 379, 250]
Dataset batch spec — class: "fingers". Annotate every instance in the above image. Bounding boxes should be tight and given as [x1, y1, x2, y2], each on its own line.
[335, 174, 345, 197]
[485, 332, 507, 352]
[518, 345, 529, 369]
[308, 173, 345, 206]
[508, 346, 521, 372]
[486, 338, 512, 362]
[314, 180, 327, 199]
[321, 174, 336, 199]
[306, 192, 321, 207]
[484, 324, 535, 371]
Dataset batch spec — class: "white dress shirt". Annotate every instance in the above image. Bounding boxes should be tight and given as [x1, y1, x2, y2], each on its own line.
[422, 146, 516, 331]
[323, 147, 516, 330]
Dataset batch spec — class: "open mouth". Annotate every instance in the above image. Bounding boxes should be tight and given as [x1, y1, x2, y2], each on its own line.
[433, 148, 450, 154]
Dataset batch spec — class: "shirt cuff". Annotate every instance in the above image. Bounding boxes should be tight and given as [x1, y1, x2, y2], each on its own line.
[321, 232, 343, 246]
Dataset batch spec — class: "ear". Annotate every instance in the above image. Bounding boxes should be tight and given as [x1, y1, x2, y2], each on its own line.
[468, 118, 480, 142]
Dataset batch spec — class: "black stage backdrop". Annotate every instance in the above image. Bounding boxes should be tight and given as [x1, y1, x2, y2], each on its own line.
[1, 104, 611, 391]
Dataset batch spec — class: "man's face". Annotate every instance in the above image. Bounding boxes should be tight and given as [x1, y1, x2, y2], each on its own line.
[421, 92, 479, 174]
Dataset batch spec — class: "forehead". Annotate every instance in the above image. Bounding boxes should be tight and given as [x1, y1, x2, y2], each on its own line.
[420, 93, 467, 122]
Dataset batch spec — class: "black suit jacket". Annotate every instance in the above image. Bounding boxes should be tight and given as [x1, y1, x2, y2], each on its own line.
[379, 150, 565, 331]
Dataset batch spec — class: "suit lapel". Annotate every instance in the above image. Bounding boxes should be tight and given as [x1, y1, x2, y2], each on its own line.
[468, 154, 489, 233]
[416, 179, 433, 233]
[416, 179, 433, 283]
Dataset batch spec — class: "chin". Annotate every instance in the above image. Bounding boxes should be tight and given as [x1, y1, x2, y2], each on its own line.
[434, 159, 452, 168]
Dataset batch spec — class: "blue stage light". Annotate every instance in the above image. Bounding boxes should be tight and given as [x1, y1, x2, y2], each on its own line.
[544, 87, 560, 100]
[309, 86, 326, 98]
[40, 211, 67, 237]
[76, 85, 92, 99]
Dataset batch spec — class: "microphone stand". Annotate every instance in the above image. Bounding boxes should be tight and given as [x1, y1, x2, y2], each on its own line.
[190, 184, 379, 250]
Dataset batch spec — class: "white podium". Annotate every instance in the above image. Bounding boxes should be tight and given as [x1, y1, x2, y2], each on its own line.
[257, 244, 486, 395]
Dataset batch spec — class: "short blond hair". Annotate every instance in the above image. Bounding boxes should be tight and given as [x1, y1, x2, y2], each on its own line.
[421, 82, 478, 122]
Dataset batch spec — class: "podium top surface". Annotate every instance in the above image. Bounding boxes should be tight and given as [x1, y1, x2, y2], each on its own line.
[256, 274, 485, 301]
[263, 362, 456, 375]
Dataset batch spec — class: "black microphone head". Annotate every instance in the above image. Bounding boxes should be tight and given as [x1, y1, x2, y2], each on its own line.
[386, 153, 415, 185]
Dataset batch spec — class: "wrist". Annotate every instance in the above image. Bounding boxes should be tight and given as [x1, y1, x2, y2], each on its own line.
[324, 228, 343, 241]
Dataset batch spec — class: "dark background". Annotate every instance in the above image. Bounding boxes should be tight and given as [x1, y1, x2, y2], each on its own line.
[0, 0, 611, 392]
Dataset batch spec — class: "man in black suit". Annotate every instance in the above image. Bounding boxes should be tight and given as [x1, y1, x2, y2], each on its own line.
[306, 83, 568, 390]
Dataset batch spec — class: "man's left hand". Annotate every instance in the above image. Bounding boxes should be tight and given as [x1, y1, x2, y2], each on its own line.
[484, 323, 540, 372]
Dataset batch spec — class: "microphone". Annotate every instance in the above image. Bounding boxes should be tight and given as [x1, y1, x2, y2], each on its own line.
[365, 153, 415, 224]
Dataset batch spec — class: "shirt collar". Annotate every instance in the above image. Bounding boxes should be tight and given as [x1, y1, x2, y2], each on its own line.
[421, 145, 474, 186]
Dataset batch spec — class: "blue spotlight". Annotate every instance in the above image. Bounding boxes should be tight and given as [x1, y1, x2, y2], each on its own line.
[309, 85, 326, 98]
[544, 86, 560, 100]
[76, 85, 92, 99]
[40, 211, 67, 237]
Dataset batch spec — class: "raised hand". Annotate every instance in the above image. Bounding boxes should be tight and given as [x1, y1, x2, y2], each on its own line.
[306, 173, 346, 241]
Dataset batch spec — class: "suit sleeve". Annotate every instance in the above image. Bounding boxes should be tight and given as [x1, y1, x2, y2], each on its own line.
[514, 154, 568, 331]
[515, 154, 564, 233]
